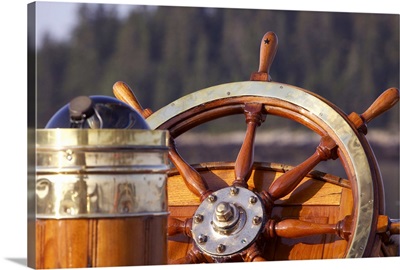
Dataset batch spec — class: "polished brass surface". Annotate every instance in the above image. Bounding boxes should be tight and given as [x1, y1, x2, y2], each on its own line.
[36, 173, 168, 218]
[191, 186, 265, 256]
[36, 129, 170, 218]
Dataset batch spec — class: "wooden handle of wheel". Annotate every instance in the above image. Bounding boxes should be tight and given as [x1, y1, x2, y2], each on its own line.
[389, 220, 400, 235]
[268, 216, 352, 240]
[250, 31, 278, 81]
[348, 87, 399, 134]
[377, 215, 400, 235]
[113, 81, 153, 118]
[361, 88, 399, 124]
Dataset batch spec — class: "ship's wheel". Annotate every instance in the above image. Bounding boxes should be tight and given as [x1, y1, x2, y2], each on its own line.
[113, 32, 399, 262]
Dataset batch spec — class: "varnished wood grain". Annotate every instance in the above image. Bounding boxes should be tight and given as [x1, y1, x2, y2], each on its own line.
[168, 138, 213, 201]
[266, 136, 338, 202]
[167, 163, 344, 207]
[36, 216, 167, 268]
[233, 103, 265, 188]
[250, 31, 278, 81]
[348, 87, 399, 134]
[112, 81, 153, 118]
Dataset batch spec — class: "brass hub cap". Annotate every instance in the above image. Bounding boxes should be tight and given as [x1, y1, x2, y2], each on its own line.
[192, 186, 265, 256]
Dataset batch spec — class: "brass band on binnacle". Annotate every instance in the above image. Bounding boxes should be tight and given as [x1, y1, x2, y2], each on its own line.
[35, 129, 170, 219]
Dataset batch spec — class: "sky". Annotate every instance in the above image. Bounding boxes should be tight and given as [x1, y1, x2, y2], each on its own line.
[36, 1, 79, 44]
[34, 0, 400, 47]
[0, 1, 399, 270]
[35, 1, 137, 47]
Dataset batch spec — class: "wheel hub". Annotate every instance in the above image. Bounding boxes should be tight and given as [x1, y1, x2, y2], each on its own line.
[192, 186, 265, 256]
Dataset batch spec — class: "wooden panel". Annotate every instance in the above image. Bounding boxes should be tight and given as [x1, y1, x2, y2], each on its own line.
[169, 205, 198, 219]
[96, 218, 146, 266]
[168, 167, 344, 206]
[322, 187, 353, 258]
[36, 216, 167, 268]
[148, 216, 169, 265]
[36, 219, 89, 268]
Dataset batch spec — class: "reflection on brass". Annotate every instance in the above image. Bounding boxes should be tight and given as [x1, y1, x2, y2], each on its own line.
[87, 183, 99, 213]
[36, 178, 54, 215]
[59, 175, 88, 215]
[36, 174, 167, 218]
[36, 129, 170, 219]
[117, 182, 136, 213]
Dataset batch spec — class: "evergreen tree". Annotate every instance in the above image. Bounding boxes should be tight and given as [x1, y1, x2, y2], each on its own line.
[37, 34, 69, 127]
[36, 4, 399, 130]
[63, 4, 120, 99]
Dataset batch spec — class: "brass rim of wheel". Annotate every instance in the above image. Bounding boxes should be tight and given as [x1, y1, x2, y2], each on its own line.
[146, 81, 380, 260]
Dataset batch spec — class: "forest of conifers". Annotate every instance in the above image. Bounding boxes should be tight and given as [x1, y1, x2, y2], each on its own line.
[34, 3, 399, 130]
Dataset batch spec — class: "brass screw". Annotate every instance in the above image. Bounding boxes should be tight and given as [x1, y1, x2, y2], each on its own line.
[252, 216, 262, 225]
[208, 194, 217, 203]
[249, 196, 258, 204]
[216, 244, 226, 253]
[194, 214, 204, 223]
[197, 234, 207, 244]
[65, 149, 73, 161]
[230, 186, 239, 195]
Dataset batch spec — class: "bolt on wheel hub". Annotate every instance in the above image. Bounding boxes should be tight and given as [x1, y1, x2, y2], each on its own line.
[192, 186, 265, 256]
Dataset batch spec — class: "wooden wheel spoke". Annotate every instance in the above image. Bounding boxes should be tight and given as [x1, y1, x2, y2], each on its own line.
[167, 216, 192, 238]
[169, 246, 209, 264]
[377, 215, 400, 235]
[241, 243, 267, 262]
[261, 135, 338, 203]
[265, 215, 352, 240]
[389, 219, 400, 235]
[233, 103, 266, 188]
[169, 138, 213, 201]
[348, 87, 399, 134]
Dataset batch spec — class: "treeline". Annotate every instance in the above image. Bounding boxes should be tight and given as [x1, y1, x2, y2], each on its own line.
[36, 4, 399, 130]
